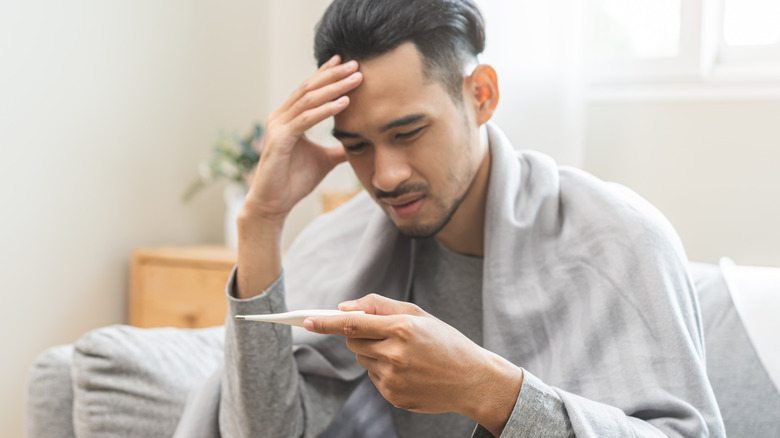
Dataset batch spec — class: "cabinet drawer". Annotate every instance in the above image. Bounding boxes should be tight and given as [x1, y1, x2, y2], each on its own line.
[131, 263, 230, 328]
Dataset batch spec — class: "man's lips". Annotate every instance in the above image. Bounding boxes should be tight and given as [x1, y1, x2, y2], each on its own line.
[380, 195, 425, 219]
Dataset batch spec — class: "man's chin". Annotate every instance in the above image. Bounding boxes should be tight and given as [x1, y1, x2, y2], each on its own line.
[393, 219, 448, 239]
[382, 197, 461, 239]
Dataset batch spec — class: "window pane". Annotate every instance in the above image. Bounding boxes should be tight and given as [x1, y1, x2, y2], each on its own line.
[724, 0, 780, 46]
[588, 0, 681, 60]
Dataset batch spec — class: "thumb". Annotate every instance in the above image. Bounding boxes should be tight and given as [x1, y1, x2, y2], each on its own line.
[326, 143, 347, 167]
[339, 293, 424, 316]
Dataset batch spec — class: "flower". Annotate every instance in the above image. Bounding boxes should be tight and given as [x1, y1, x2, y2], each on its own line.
[183, 123, 264, 202]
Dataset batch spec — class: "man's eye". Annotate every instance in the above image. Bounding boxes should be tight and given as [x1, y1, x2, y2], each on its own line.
[395, 126, 426, 140]
[344, 142, 368, 153]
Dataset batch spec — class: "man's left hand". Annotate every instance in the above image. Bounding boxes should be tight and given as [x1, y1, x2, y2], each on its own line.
[303, 293, 524, 436]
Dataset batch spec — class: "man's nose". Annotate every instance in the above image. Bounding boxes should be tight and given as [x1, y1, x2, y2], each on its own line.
[371, 145, 412, 193]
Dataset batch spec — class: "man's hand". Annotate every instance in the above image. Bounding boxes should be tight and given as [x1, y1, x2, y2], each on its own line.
[304, 294, 524, 436]
[244, 55, 362, 222]
[235, 55, 363, 298]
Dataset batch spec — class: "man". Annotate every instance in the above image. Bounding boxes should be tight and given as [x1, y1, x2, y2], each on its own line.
[207, 0, 725, 436]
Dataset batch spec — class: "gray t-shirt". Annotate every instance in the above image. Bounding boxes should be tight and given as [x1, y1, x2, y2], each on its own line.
[390, 237, 484, 438]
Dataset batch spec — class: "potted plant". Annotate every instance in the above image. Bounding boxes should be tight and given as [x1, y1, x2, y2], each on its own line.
[184, 123, 264, 250]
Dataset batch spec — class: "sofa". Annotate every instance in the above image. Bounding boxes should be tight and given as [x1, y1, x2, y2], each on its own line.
[26, 259, 780, 437]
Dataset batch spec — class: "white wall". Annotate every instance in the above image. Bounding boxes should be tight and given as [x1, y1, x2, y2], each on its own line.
[0, 1, 268, 436]
[584, 99, 780, 267]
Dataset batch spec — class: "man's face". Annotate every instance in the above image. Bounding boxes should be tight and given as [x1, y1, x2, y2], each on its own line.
[333, 42, 487, 238]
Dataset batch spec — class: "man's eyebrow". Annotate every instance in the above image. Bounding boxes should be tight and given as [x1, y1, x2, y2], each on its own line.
[378, 113, 426, 133]
[331, 129, 362, 140]
[331, 113, 427, 140]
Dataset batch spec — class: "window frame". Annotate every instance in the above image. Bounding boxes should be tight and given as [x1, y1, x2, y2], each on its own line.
[587, 0, 780, 99]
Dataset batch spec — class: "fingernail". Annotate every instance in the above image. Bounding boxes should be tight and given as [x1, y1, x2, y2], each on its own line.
[303, 318, 314, 331]
[329, 54, 340, 65]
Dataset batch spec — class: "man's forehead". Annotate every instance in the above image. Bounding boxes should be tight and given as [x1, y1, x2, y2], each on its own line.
[333, 43, 449, 136]
[354, 43, 429, 90]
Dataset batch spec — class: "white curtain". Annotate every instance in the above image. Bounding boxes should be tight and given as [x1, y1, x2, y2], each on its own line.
[477, 0, 585, 167]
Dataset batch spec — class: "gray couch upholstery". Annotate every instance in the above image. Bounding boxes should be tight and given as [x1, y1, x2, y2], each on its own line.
[691, 262, 780, 436]
[26, 262, 780, 437]
[28, 326, 224, 438]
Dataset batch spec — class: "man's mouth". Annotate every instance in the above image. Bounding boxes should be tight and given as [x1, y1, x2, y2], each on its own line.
[381, 195, 425, 219]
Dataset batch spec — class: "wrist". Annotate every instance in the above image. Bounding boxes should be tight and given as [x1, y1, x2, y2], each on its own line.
[465, 350, 524, 437]
[234, 207, 286, 300]
[237, 201, 288, 231]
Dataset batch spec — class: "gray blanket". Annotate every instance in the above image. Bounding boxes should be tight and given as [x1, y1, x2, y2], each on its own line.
[179, 124, 725, 437]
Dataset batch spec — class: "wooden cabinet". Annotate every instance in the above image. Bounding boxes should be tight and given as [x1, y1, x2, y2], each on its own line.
[127, 193, 358, 328]
[129, 246, 236, 328]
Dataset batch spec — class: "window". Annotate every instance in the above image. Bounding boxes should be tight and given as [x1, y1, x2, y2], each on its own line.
[720, 0, 780, 67]
[587, 0, 780, 91]
[723, 0, 780, 46]
[589, 0, 682, 60]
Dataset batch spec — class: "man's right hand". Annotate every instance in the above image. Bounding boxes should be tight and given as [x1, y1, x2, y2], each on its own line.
[235, 55, 363, 299]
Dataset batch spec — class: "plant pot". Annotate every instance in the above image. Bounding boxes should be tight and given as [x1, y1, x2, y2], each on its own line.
[223, 183, 247, 251]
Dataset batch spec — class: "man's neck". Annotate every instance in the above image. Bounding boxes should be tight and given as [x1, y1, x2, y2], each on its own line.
[435, 129, 491, 258]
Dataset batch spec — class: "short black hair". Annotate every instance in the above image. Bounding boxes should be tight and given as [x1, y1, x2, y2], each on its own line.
[314, 0, 486, 101]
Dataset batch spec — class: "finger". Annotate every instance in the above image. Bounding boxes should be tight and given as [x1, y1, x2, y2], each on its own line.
[324, 142, 347, 167]
[319, 54, 341, 71]
[339, 293, 425, 316]
[282, 71, 363, 124]
[355, 353, 379, 370]
[288, 95, 351, 135]
[281, 59, 359, 114]
[346, 337, 385, 359]
[303, 313, 389, 339]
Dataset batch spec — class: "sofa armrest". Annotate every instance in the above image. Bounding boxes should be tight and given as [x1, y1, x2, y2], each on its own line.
[27, 344, 77, 438]
[689, 262, 780, 437]
[71, 324, 224, 438]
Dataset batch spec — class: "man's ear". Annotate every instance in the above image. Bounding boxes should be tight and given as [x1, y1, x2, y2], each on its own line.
[466, 64, 499, 125]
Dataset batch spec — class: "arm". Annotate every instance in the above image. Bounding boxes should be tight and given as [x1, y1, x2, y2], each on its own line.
[220, 56, 365, 437]
[235, 54, 363, 299]
[220, 271, 360, 437]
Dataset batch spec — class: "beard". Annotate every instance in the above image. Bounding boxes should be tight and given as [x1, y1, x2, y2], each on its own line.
[394, 193, 464, 238]
[375, 180, 469, 239]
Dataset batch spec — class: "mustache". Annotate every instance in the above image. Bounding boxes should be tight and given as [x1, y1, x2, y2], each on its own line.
[375, 182, 429, 200]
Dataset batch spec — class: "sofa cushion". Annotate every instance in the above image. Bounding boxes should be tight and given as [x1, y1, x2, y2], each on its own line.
[27, 344, 77, 438]
[689, 262, 780, 437]
[71, 324, 224, 438]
